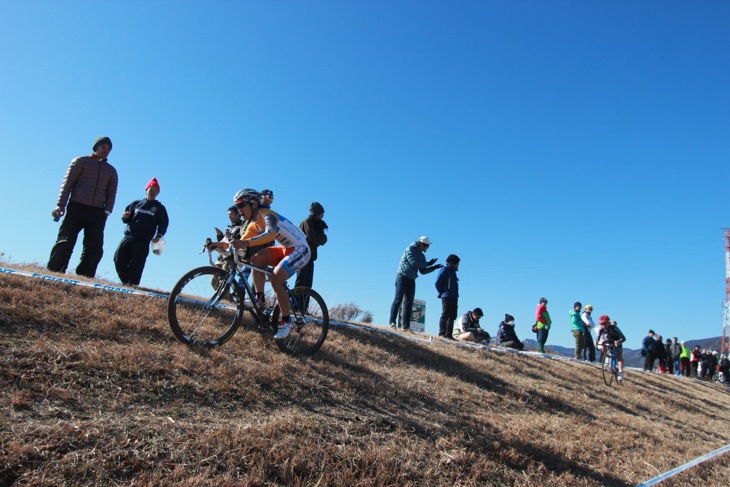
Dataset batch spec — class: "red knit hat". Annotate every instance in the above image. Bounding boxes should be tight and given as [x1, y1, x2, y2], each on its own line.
[145, 177, 160, 191]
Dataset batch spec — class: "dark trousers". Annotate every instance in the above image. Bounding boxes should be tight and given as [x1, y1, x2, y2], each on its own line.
[643, 353, 656, 372]
[295, 259, 315, 288]
[438, 297, 458, 338]
[389, 275, 415, 328]
[501, 340, 524, 351]
[48, 201, 108, 278]
[114, 237, 150, 285]
[536, 327, 549, 353]
[582, 327, 596, 362]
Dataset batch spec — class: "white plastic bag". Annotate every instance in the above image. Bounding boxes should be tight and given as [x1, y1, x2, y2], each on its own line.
[151, 237, 166, 255]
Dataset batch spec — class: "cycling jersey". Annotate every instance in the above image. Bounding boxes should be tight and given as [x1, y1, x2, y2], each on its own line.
[241, 208, 310, 275]
[242, 208, 308, 248]
[596, 325, 626, 348]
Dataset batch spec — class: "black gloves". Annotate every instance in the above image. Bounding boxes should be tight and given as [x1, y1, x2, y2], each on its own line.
[426, 264, 444, 273]
[427, 258, 438, 266]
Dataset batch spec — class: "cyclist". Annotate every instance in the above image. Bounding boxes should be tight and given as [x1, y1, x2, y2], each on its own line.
[229, 188, 311, 340]
[596, 315, 626, 382]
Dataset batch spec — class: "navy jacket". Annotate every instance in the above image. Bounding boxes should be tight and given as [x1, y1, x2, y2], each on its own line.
[121, 199, 169, 241]
[434, 265, 459, 298]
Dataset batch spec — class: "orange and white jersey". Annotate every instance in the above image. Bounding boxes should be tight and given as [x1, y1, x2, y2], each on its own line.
[242, 208, 309, 250]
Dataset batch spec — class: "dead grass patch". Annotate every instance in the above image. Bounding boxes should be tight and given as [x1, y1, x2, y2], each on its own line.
[1, 264, 729, 486]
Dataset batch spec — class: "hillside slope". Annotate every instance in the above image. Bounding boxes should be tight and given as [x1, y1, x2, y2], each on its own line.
[1, 265, 729, 486]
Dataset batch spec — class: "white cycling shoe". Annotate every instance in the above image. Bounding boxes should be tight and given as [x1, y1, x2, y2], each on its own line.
[275, 322, 295, 340]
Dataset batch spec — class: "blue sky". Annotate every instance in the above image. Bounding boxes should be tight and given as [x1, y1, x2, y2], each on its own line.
[1, 1, 729, 350]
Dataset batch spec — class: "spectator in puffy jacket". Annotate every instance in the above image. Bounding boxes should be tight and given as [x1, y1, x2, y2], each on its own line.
[496, 314, 524, 351]
[535, 297, 551, 353]
[48, 136, 118, 278]
[434, 254, 460, 340]
[389, 236, 442, 331]
[457, 308, 491, 344]
[569, 302, 584, 360]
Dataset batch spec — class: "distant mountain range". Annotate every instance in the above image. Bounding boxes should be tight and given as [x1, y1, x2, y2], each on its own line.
[522, 336, 725, 367]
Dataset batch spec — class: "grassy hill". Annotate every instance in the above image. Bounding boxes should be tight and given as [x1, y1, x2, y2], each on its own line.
[1, 263, 730, 486]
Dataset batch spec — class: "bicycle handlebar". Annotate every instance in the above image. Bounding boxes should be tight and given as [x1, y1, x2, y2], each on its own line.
[201, 238, 275, 274]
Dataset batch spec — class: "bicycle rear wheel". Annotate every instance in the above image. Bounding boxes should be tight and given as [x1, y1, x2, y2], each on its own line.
[602, 354, 614, 386]
[272, 287, 329, 356]
[168, 266, 245, 347]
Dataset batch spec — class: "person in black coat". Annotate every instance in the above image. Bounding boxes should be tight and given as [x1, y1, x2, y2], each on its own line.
[496, 314, 524, 351]
[641, 330, 658, 372]
[295, 202, 328, 289]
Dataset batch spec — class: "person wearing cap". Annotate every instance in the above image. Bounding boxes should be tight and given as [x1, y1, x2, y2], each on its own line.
[47, 136, 119, 277]
[434, 254, 460, 339]
[580, 304, 596, 362]
[113, 177, 169, 286]
[534, 297, 551, 353]
[457, 308, 491, 344]
[569, 302, 585, 361]
[295, 202, 328, 290]
[641, 330, 658, 372]
[389, 236, 443, 331]
[260, 189, 274, 209]
[496, 314, 524, 350]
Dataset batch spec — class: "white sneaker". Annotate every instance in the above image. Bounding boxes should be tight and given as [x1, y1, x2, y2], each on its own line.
[274, 322, 295, 340]
[617, 372, 624, 382]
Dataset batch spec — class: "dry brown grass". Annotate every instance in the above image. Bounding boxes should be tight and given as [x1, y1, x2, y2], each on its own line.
[1, 264, 729, 486]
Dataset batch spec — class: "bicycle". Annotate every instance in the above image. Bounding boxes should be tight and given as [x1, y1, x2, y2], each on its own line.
[601, 343, 623, 386]
[167, 240, 329, 356]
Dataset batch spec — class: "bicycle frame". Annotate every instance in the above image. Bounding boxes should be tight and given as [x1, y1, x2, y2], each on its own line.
[167, 238, 329, 355]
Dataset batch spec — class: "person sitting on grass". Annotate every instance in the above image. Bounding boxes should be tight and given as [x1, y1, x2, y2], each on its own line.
[496, 314, 524, 350]
[456, 308, 491, 345]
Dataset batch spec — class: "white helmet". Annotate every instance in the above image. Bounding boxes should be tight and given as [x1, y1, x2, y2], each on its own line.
[418, 236, 432, 245]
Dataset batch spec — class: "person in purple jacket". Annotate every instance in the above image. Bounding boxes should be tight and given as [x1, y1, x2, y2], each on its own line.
[48, 136, 118, 278]
[435, 254, 460, 339]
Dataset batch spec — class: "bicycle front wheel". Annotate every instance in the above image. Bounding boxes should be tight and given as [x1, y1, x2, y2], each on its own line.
[602, 354, 614, 386]
[168, 266, 244, 347]
[272, 287, 329, 356]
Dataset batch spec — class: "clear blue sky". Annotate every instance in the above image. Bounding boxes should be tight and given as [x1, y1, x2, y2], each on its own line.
[1, 1, 729, 350]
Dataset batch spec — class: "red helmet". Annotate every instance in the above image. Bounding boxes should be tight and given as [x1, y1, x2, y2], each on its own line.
[599, 315, 610, 324]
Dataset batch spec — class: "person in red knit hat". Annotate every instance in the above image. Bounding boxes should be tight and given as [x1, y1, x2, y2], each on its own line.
[113, 177, 169, 286]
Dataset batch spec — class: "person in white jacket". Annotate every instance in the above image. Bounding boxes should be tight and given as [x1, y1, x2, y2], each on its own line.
[581, 304, 597, 362]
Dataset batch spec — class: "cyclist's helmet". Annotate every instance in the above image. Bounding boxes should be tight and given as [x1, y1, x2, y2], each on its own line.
[233, 188, 261, 206]
[599, 314, 610, 325]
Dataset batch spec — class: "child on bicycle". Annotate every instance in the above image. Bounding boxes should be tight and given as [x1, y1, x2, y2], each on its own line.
[596, 315, 626, 382]
[229, 188, 311, 340]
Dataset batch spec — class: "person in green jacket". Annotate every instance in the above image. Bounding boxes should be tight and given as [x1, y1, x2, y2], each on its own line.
[535, 297, 552, 353]
[569, 302, 584, 360]
[679, 341, 692, 377]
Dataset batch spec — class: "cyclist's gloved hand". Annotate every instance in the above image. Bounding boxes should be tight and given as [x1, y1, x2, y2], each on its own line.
[427, 258, 438, 266]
